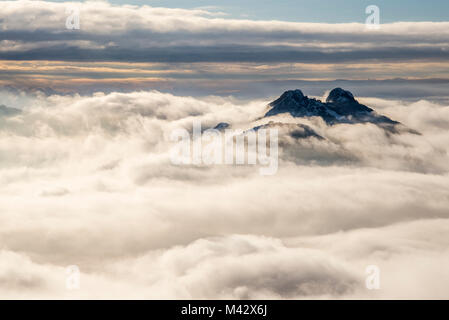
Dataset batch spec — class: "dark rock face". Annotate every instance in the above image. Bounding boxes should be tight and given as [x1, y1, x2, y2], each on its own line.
[325, 88, 372, 116]
[326, 88, 356, 104]
[265, 88, 399, 126]
[213, 122, 230, 131]
[211, 88, 414, 142]
[265, 89, 336, 123]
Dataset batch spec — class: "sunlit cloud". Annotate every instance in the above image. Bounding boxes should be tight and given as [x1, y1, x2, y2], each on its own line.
[0, 89, 449, 298]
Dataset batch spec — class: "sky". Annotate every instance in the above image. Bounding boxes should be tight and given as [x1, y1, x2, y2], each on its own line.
[0, 0, 448, 97]
[2, 0, 449, 300]
[24, 0, 449, 22]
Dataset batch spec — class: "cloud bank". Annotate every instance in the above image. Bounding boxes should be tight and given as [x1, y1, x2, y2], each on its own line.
[1, 1, 448, 98]
[0, 89, 449, 298]
[1, 0, 449, 63]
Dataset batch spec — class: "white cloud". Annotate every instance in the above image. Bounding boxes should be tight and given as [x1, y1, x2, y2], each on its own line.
[0, 89, 449, 298]
[1, 1, 448, 64]
[2, 0, 448, 35]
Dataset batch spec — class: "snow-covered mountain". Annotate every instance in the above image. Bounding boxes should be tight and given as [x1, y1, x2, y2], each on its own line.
[265, 88, 399, 126]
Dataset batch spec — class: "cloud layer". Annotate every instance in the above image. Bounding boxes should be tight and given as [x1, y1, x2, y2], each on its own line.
[1, 1, 448, 97]
[0, 88, 449, 298]
[1, 0, 449, 63]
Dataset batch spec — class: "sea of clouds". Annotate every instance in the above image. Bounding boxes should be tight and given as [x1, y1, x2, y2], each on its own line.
[0, 89, 449, 299]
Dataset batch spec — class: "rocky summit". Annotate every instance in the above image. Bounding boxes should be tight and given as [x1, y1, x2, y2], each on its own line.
[265, 88, 399, 126]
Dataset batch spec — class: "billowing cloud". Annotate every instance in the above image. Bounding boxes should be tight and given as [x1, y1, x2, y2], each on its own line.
[0, 89, 448, 298]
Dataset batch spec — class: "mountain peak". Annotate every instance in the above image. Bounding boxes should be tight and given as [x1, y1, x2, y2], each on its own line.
[326, 88, 355, 104]
[271, 89, 305, 105]
[265, 89, 309, 117]
[264, 88, 400, 127]
[282, 89, 304, 98]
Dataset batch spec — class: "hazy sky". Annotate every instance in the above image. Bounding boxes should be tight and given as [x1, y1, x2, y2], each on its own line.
[21, 0, 449, 22]
[1, 0, 448, 97]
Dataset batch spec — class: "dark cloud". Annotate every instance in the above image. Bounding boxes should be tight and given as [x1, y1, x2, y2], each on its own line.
[1, 44, 448, 63]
